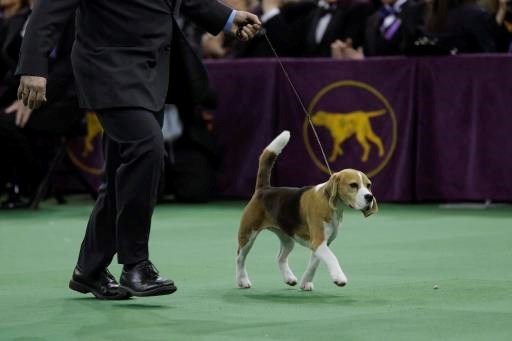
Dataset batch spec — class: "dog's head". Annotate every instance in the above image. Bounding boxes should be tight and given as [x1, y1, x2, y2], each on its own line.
[324, 169, 378, 217]
[311, 111, 330, 126]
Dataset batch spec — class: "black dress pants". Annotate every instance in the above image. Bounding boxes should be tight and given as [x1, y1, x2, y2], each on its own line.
[77, 107, 165, 275]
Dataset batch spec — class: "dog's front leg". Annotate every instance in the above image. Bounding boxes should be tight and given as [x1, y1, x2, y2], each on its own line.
[313, 241, 347, 287]
[300, 253, 320, 291]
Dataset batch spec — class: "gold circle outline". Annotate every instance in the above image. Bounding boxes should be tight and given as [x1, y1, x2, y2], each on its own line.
[303, 80, 397, 177]
[66, 146, 104, 176]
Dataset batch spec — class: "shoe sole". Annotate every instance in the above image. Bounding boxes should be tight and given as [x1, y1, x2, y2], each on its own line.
[69, 279, 132, 300]
[120, 284, 177, 297]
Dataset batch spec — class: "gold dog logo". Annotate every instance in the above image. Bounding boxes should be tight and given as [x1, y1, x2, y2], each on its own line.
[303, 81, 397, 177]
[311, 110, 386, 162]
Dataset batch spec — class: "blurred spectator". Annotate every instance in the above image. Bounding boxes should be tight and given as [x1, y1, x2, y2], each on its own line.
[234, 0, 375, 58]
[480, 0, 512, 51]
[362, 0, 427, 56]
[298, 0, 375, 57]
[0, 11, 82, 208]
[426, 0, 496, 53]
[160, 11, 236, 202]
[0, 0, 30, 95]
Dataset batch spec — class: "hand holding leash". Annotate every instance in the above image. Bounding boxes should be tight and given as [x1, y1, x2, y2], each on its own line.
[232, 11, 261, 41]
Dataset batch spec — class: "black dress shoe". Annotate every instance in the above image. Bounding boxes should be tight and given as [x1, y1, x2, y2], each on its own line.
[69, 267, 131, 300]
[120, 260, 177, 297]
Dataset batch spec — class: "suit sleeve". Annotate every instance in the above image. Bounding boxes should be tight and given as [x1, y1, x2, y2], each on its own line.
[16, 0, 80, 77]
[181, 0, 232, 36]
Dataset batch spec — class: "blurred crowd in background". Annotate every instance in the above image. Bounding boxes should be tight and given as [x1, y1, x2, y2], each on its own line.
[1, 0, 511, 209]
[193, 0, 512, 58]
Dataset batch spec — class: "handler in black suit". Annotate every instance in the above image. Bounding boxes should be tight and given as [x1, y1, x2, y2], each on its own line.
[17, 0, 261, 299]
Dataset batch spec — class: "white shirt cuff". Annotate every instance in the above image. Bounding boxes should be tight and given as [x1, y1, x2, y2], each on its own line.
[261, 8, 280, 23]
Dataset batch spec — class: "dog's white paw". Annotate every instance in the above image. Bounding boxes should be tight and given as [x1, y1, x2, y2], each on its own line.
[285, 278, 298, 286]
[300, 282, 314, 291]
[237, 277, 252, 289]
[333, 274, 347, 287]
[284, 274, 298, 286]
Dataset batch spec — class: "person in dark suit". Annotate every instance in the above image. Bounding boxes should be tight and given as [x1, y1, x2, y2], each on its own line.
[0, 0, 31, 79]
[16, 0, 261, 299]
[0, 0, 30, 105]
[0, 12, 82, 208]
[233, 0, 374, 58]
[427, 0, 497, 53]
[364, 0, 426, 56]
[303, 0, 375, 56]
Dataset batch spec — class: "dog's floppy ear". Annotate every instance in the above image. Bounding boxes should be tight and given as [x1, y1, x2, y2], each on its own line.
[363, 196, 378, 218]
[325, 174, 340, 210]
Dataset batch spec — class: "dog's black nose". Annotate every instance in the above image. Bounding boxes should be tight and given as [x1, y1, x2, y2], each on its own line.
[364, 194, 373, 202]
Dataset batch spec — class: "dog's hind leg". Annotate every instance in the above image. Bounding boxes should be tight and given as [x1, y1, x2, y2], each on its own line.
[237, 207, 263, 289]
[269, 228, 297, 286]
[300, 253, 321, 291]
[236, 230, 259, 288]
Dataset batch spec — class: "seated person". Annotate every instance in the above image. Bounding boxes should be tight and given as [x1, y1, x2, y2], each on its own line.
[233, 0, 375, 58]
[0, 13, 82, 208]
[363, 0, 427, 56]
[425, 0, 497, 53]
[0, 0, 30, 98]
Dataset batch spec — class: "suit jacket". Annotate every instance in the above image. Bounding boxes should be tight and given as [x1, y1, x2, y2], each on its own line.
[0, 8, 31, 107]
[1, 13, 82, 134]
[431, 4, 496, 53]
[16, 0, 232, 111]
[364, 0, 426, 56]
[1, 7, 31, 72]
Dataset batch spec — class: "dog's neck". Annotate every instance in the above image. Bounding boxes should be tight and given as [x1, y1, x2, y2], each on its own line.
[319, 183, 344, 221]
[331, 198, 344, 222]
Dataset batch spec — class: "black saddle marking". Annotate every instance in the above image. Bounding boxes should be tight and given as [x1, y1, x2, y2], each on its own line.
[259, 186, 312, 236]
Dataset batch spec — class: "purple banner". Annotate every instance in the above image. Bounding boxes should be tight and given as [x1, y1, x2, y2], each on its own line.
[415, 55, 512, 201]
[206, 60, 278, 197]
[206, 56, 512, 202]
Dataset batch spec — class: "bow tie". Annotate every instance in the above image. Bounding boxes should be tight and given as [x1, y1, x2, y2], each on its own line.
[379, 6, 396, 20]
[318, 2, 338, 16]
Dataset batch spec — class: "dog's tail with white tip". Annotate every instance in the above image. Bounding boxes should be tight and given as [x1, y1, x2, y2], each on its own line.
[255, 131, 290, 190]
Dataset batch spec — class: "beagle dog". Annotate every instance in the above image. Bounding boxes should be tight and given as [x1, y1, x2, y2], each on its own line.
[236, 131, 378, 291]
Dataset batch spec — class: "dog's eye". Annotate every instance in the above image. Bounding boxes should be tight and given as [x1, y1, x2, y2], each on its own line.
[349, 183, 358, 189]
[367, 183, 372, 189]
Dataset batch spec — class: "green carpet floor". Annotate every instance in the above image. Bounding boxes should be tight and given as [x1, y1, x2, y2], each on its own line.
[1, 199, 511, 340]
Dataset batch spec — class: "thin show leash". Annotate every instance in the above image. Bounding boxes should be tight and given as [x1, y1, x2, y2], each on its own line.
[261, 32, 333, 176]
[236, 26, 332, 175]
